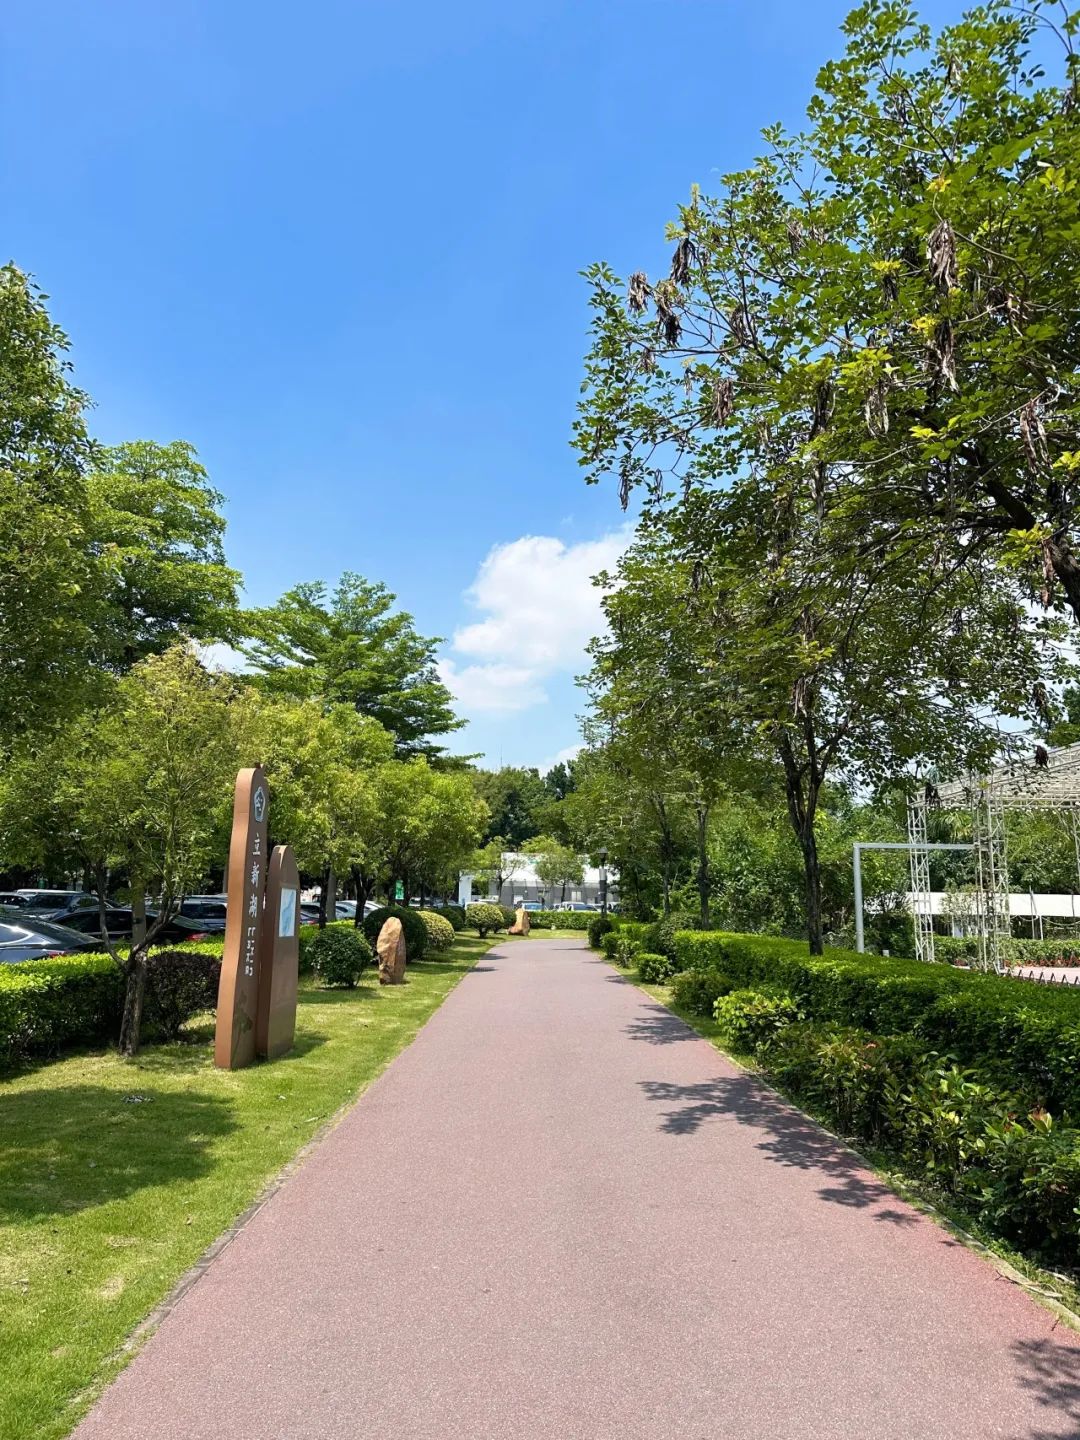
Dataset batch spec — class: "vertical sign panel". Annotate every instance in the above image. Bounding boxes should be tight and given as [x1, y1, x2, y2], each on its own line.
[214, 766, 269, 1070]
[255, 844, 300, 1060]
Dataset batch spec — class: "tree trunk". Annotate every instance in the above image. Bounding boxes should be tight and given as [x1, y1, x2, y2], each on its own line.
[777, 733, 825, 955]
[695, 804, 711, 929]
[351, 867, 372, 927]
[119, 947, 148, 1056]
[131, 883, 147, 947]
[318, 864, 331, 928]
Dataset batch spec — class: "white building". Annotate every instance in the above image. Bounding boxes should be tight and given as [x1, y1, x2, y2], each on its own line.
[458, 851, 617, 908]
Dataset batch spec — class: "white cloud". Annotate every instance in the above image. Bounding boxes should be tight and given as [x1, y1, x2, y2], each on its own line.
[538, 743, 583, 773]
[439, 529, 630, 719]
[437, 659, 549, 715]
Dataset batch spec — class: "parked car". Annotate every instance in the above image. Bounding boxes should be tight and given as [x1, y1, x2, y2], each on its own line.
[49, 904, 136, 940]
[14, 889, 96, 918]
[0, 905, 102, 963]
[521, 902, 545, 912]
[0, 892, 28, 907]
[554, 901, 599, 912]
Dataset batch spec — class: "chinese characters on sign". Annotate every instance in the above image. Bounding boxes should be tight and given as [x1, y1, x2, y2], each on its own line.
[214, 767, 270, 1070]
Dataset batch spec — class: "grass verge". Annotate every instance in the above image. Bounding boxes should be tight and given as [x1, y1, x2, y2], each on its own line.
[0, 936, 496, 1440]
[622, 962, 1080, 1327]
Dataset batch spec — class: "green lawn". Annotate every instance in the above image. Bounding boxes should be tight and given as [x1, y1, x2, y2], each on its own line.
[0, 936, 496, 1440]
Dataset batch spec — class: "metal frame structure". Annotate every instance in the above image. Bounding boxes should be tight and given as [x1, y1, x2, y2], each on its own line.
[908, 741, 1080, 971]
[852, 842, 972, 954]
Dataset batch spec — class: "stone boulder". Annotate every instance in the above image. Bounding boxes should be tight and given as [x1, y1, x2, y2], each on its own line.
[508, 906, 530, 935]
[377, 916, 407, 985]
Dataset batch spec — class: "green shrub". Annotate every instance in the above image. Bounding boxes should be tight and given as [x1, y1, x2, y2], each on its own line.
[310, 926, 373, 987]
[937, 935, 1080, 968]
[362, 906, 428, 959]
[298, 919, 356, 974]
[418, 909, 455, 952]
[588, 913, 615, 949]
[0, 953, 123, 1067]
[440, 904, 467, 932]
[465, 902, 506, 937]
[674, 930, 1080, 1114]
[669, 967, 735, 1017]
[498, 904, 517, 930]
[758, 1016, 1080, 1264]
[142, 949, 221, 1041]
[637, 952, 674, 984]
[529, 910, 593, 931]
[713, 988, 803, 1052]
[601, 932, 620, 961]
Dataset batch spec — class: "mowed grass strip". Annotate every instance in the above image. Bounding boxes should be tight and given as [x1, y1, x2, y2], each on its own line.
[0, 936, 495, 1440]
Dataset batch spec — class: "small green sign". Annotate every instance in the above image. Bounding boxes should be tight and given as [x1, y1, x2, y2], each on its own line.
[394, 881, 404, 901]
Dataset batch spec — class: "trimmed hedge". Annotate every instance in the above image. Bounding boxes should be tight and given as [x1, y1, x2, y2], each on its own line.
[362, 906, 428, 960]
[674, 931, 1080, 1115]
[670, 966, 735, 1016]
[0, 953, 123, 1067]
[937, 935, 1080, 968]
[417, 909, 455, 952]
[587, 913, 615, 949]
[525, 911, 594, 931]
[465, 902, 506, 937]
[142, 948, 221, 1040]
[309, 926, 373, 987]
[439, 904, 467, 932]
[299, 919, 355, 975]
[636, 952, 674, 984]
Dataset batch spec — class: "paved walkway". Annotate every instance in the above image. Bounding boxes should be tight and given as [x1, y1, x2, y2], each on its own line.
[75, 938, 1080, 1440]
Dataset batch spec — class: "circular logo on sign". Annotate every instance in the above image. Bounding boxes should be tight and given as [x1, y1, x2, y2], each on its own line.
[253, 786, 267, 823]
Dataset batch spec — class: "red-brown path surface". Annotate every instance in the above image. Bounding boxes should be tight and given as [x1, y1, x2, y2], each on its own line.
[74, 937, 1080, 1440]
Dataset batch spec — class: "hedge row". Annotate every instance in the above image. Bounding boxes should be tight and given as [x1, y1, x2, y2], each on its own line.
[674, 931, 1080, 1116]
[0, 954, 124, 1068]
[526, 910, 594, 931]
[936, 935, 1080, 967]
[710, 991, 1080, 1264]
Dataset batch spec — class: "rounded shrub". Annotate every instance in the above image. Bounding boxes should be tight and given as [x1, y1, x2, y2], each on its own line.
[310, 925, 373, 988]
[588, 913, 614, 950]
[142, 948, 222, 1040]
[713, 988, 802, 1053]
[670, 967, 735, 1017]
[440, 904, 467, 932]
[637, 952, 675, 984]
[499, 904, 517, 930]
[465, 902, 506, 937]
[362, 906, 428, 960]
[418, 909, 455, 952]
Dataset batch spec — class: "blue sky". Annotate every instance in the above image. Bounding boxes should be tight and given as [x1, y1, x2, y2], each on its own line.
[4, 0, 962, 768]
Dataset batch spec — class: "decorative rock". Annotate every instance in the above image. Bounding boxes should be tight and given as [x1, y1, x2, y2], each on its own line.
[509, 907, 530, 936]
[377, 916, 407, 985]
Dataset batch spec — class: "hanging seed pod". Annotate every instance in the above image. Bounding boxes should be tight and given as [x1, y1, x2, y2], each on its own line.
[618, 471, 631, 511]
[1033, 680, 1052, 722]
[627, 272, 651, 314]
[947, 55, 962, 89]
[811, 461, 827, 522]
[670, 235, 695, 286]
[864, 378, 890, 437]
[809, 379, 834, 439]
[711, 376, 735, 425]
[1020, 398, 1049, 472]
[787, 218, 805, 256]
[809, 223, 827, 245]
[1035, 744, 1050, 769]
[654, 281, 682, 346]
[728, 302, 755, 347]
[881, 266, 900, 305]
[928, 218, 958, 291]
[637, 346, 656, 374]
[1041, 536, 1055, 607]
[691, 559, 707, 592]
[928, 317, 959, 391]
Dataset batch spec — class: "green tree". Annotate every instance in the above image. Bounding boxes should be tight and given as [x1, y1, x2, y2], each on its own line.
[241, 574, 462, 758]
[55, 648, 234, 1054]
[368, 760, 488, 905]
[530, 835, 585, 905]
[471, 835, 515, 904]
[470, 766, 547, 846]
[86, 440, 240, 669]
[231, 691, 393, 923]
[0, 265, 98, 734]
[574, 2, 1075, 950]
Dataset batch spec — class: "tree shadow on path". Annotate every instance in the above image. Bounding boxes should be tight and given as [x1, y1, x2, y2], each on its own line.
[1008, 1336, 1080, 1439]
[638, 1066, 924, 1227]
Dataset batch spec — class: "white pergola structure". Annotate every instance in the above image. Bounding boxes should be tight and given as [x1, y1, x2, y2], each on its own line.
[907, 741, 1080, 972]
